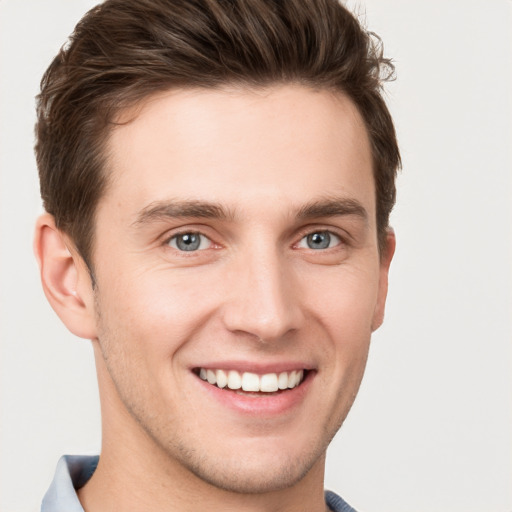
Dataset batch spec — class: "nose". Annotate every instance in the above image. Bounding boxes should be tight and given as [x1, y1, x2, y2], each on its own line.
[221, 245, 304, 343]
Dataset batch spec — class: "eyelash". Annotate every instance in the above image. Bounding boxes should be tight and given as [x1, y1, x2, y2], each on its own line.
[295, 230, 343, 250]
[165, 231, 216, 253]
[163, 227, 348, 254]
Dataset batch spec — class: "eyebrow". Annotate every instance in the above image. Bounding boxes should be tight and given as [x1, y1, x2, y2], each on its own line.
[296, 197, 368, 222]
[133, 200, 235, 226]
[132, 196, 368, 227]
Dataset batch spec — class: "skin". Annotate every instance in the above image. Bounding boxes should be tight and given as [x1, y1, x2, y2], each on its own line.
[35, 85, 395, 512]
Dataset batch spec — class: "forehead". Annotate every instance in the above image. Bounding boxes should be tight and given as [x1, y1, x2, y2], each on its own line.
[102, 85, 375, 222]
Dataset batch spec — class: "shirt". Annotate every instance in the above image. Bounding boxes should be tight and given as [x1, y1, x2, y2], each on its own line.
[41, 455, 357, 512]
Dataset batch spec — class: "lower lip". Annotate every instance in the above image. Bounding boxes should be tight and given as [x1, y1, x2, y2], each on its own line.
[194, 372, 314, 416]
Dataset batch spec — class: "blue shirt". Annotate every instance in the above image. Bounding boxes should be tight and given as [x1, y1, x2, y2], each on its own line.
[41, 455, 357, 512]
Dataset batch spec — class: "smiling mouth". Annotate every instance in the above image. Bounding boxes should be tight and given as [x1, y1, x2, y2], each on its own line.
[194, 368, 307, 394]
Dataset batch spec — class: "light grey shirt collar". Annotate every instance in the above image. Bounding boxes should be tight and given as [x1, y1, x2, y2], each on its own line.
[41, 455, 98, 512]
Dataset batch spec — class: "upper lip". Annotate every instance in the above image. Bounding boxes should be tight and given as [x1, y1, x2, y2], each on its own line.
[191, 361, 315, 374]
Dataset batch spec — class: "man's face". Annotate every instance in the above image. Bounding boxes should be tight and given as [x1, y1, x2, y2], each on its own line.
[86, 85, 392, 492]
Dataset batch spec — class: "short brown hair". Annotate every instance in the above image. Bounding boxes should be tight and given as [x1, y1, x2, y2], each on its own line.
[36, 0, 400, 267]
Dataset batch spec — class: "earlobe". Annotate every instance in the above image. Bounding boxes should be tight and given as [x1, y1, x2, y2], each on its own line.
[34, 214, 97, 340]
[371, 228, 396, 332]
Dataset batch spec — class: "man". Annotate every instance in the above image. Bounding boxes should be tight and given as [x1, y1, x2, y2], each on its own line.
[34, 0, 400, 510]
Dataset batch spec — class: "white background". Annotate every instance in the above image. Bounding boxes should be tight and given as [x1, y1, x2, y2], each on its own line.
[1, 1, 511, 511]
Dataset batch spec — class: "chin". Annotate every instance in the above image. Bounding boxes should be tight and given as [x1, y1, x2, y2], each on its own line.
[161, 430, 330, 495]
[181, 450, 322, 494]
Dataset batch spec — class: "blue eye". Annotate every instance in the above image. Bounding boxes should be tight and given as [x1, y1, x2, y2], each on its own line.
[168, 232, 210, 251]
[298, 231, 341, 250]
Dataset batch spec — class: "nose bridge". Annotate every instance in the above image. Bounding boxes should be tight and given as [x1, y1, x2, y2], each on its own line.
[222, 239, 302, 341]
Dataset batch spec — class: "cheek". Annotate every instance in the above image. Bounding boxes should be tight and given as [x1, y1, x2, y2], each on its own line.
[305, 263, 379, 402]
[307, 263, 381, 336]
[95, 266, 223, 359]
[92, 274, 204, 412]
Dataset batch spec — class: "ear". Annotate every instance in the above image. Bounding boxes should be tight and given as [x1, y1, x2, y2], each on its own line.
[371, 228, 396, 332]
[34, 213, 97, 340]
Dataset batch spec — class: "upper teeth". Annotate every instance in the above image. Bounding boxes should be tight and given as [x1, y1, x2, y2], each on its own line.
[198, 368, 304, 392]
